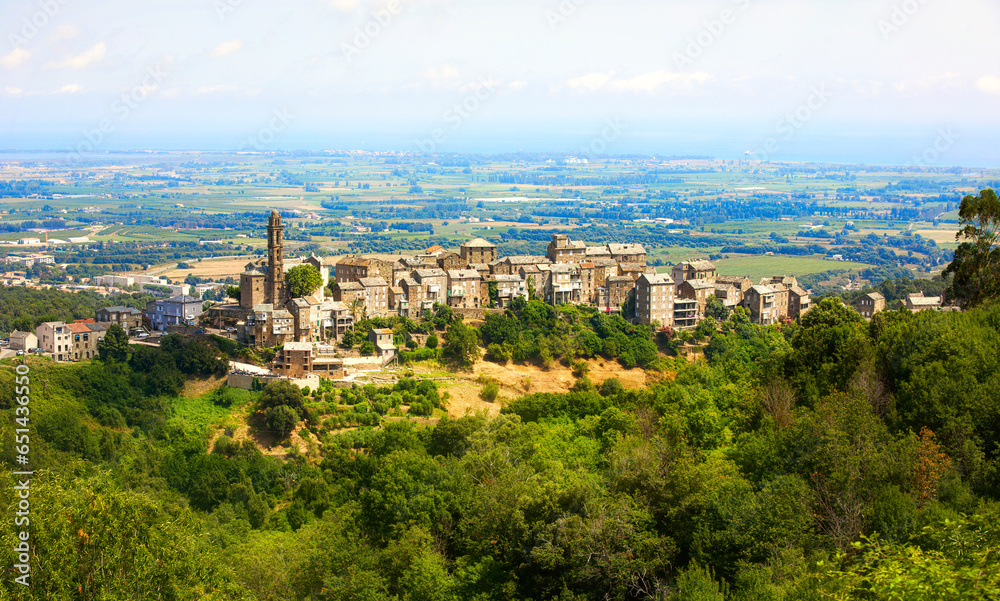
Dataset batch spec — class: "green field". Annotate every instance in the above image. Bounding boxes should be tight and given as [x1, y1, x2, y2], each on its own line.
[712, 255, 874, 281]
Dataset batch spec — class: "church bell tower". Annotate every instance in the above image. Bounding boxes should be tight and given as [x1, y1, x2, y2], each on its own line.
[267, 209, 286, 305]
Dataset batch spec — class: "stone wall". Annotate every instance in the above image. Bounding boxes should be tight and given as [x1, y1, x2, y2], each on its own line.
[227, 371, 321, 391]
[453, 307, 502, 321]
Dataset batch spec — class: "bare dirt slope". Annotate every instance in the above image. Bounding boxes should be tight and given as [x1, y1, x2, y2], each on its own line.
[435, 357, 650, 419]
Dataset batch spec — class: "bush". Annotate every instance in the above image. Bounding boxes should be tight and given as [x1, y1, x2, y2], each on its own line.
[480, 382, 500, 403]
[487, 343, 512, 364]
[425, 333, 439, 349]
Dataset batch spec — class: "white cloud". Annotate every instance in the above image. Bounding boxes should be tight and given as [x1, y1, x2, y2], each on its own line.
[975, 75, 1000, 96]
[509, 80, 528, 91]
[425, 65, 460, 80]
[4, 87, 24, 96]
[47, 43, 107, 69]
[48, 24, 81, 43]
[892, 72, 964, 93]
[329, 0, 361, 11]
[57, 84, 82, 94]
[1, 48, 31, 70]
[610, 70, 712, 93]
[197, 84, 237, 94]
[210, 40, 244, 58]
[567, 72, 613, 92]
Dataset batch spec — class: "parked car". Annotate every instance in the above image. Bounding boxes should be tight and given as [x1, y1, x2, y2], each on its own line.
[138, 333, 150, 338]
[16, 350, 24, 356]
[225, 327, 237, 332]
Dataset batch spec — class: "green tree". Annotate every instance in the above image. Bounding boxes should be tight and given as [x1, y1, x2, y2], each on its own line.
[97, 323, 130, 363]
[425, 333, 439, 349]
[943, 188, 1000, 308]
[286, 264, 323, 298]
[261, 379, 304, 413]
[705, 295, 730, 321]
[525, 275, 537, 301]
[266, 404, 299, 438]
[226, 285, 241, 300]
[441, 320, 480, 369]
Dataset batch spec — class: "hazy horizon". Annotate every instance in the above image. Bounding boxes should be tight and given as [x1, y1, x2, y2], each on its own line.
[3, 0, 999, 166]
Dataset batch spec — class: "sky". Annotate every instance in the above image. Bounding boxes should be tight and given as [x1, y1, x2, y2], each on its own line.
[1, 0, 999, 165]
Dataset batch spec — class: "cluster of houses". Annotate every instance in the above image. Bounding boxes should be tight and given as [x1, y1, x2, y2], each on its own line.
[10, 306, 145, 362]
[203, 212, 817, 381]
[10, 211, 953, 378]
[853, 290, 946, 317]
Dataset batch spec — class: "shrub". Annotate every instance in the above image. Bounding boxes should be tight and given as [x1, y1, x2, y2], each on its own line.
[480, 381, 500, 403]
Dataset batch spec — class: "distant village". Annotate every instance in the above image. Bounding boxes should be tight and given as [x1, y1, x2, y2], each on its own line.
[8, 210, 948, 381]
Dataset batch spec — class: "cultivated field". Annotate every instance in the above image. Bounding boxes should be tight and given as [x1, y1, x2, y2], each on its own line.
[714, 255, 874, 281]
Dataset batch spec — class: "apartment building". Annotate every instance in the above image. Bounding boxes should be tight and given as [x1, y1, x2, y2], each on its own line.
[635, 273, 675, 327]
[36, 321, 72, 361]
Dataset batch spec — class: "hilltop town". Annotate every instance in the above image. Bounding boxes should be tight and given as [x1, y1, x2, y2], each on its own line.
[9, 209, 954, 380]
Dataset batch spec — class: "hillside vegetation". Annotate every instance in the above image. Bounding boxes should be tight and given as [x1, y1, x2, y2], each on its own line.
[2, 298, 1000, 600]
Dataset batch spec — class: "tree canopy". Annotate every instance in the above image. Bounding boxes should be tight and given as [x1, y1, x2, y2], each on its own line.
[286, 264, 323, 299]
[944, 188, 1000, 308]
[97, 323, 130, 363]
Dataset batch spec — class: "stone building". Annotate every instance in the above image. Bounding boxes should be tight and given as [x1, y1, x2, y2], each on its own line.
[334, 256, 392, 284]
[547, 234, 588, 264]
[856, 292, 886, 319]
[607, 243, 647, 264]
[96, 306, 144, 331]
[740, 285, 790, 325]
[460, 238, 498, 265]
[672, 260, 718, 289]
[635, 273, 675, 327]
[447, 269, 482, 309]
[678, 279, 716, 320]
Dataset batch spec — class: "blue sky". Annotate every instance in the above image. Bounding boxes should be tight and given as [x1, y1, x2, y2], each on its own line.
[2, 0, 999, 165]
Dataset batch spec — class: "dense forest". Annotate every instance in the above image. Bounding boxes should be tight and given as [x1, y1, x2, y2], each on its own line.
[2, 293, 999, 599]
